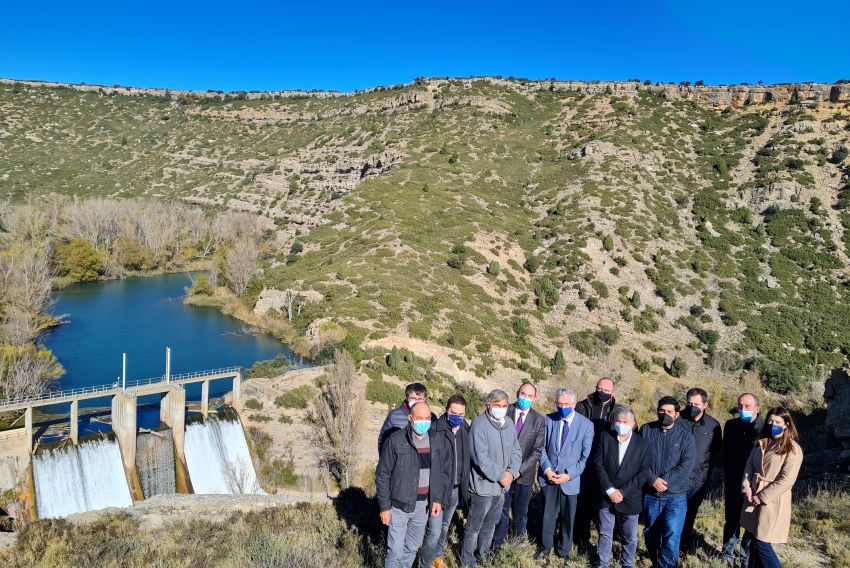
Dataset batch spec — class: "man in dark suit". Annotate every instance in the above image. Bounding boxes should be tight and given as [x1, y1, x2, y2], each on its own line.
[591, 406, 652, 568]
[493, 382, 546, 548]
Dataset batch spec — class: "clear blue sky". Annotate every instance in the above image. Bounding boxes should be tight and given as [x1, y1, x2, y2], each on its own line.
[1, 0, 847, 92]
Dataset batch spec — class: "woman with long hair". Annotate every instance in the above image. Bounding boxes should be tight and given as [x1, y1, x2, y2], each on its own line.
[740, 406, 803, 568]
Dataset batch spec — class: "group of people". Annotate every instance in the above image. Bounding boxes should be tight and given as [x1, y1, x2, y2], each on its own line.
[375, 379, 803, 568]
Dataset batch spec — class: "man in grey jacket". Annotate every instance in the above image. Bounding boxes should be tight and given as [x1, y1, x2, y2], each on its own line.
[461, 389, 522, 568]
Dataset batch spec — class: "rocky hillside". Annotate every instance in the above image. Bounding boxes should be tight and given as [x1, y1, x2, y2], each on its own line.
[2, 77, 850, 394]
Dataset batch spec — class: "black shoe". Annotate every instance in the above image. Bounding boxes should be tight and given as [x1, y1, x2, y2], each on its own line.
[533, 548, 550, 561]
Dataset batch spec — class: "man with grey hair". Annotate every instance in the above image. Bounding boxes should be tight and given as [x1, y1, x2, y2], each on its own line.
[461, 389, 522, 567]
[536, 388, 594, 563]
[591, 406, 652, 568]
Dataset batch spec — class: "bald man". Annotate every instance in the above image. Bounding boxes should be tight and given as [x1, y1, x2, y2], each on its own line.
[376, 402, 451, 568]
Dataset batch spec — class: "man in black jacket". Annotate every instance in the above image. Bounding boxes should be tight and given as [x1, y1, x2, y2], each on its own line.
[493, 382, 546, 548]
[574, 377, 617, 549]
[420, 395, 471, 568]
[640, 396, 695, 568]
[592, 406, 651, 568]
[677, 387, 721, 552]
[376, 401, 451, 568]
[721, 392, 762, 566]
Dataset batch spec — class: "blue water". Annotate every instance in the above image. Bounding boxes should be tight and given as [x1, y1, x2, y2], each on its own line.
[42, 272, 301, 416]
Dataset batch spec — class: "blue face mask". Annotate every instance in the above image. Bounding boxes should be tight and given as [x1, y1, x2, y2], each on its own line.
[447, 414, 464, 428]
[412, 420, 431, 436]
[739, 409, 754, 422]
[516, 396, 533, 410]
[559, 406, 573, 419]
[770, 424, 785, 437]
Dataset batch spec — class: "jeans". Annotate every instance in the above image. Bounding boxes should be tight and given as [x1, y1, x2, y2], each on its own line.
[681, 485, 707, 549]
[385, 504, 429, 568]
[749, 537, 782, 568]
[643, 493, 687, 568]
[461, 492, 504, 568]
[540, 484, 578, 559]
[420, 486, 459, 567]
[723, 484, 752, 565]
[596, 506, 638, 568]
[492, 482, 533, 547]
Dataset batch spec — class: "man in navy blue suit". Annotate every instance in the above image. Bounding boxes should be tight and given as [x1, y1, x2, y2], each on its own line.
[536, 388, 595, 564]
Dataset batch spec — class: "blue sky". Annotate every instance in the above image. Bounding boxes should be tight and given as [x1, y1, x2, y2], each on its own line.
[0, 1, 846, 92]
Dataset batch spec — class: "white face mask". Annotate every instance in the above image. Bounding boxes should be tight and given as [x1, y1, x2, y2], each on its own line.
[614, 423, 631, 436]
[490, 406, 507, 421]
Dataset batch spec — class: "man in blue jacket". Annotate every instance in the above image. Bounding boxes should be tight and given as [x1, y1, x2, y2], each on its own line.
[640, 396, 695, 568]
[378, 383, 431, 454]
[536, 388, 594, 563]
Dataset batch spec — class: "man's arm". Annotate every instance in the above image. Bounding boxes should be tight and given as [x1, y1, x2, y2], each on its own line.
[375, 436, 396, 512]
[539, 419, 555, 475]
[592, 436, 615, 494]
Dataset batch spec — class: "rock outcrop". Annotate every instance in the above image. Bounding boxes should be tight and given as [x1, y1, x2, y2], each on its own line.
[253, 288, 324, 317]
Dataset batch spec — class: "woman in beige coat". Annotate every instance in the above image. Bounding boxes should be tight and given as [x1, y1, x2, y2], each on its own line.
[740, 406, 803, 568]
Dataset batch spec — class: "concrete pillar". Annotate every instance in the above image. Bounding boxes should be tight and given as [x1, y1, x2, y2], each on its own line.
[201, 380, 209, 418]
[70, 400, 79, 444]
[111, 392, 137, 476]
[160, 387, 186, 462]
[231, 373, 243, 412]
[24, 407, 33, 454]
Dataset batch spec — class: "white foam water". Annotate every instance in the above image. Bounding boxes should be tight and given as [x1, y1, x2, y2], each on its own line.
[183, 417, 262, 495]
[33, 438, 133, 519]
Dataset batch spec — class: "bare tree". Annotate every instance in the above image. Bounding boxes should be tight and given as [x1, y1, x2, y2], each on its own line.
[0, 347, 62, 401]
[0, 248, 54, 315]
[1, 203, 49, 243]
[310, 350, 362, 488]
[3, 307, 38, 346]
[226, 238, 259, 295]
[220, 212, 261, 242]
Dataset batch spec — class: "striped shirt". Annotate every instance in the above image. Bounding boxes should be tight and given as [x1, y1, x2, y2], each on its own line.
[412, 434, 431, 501]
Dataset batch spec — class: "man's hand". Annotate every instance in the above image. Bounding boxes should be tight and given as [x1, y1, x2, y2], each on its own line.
[553, 473, 571, 484]
[379, 510, 392, 526]
[751, 494, 762, 506]
[545, 469, 558, 483]
[431, 502, 443, 517]
[652, 478, 668, 493]
[609, 490, 624, 504]
[499, 472, 515, 487]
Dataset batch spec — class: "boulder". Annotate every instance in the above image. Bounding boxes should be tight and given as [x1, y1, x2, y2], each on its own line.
[253, 288, 324, 317]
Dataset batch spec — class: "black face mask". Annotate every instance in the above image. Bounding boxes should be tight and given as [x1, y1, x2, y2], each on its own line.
[658, 413, 675, 427]
[595, 391, 612, 403]
[686, 405, 701, 420]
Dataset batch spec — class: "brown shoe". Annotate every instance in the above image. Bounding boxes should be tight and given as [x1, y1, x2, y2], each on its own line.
[432, 557, 449, 568]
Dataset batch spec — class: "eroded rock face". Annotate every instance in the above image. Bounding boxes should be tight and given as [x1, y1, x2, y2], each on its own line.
[253, 288, 324, 317]
[825, 364, 850, 448]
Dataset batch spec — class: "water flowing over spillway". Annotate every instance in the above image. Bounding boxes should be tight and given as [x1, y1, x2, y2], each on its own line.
[136, 430, 176, 498]
[33, 438, 133, 519]
[183, 416, 262, 494]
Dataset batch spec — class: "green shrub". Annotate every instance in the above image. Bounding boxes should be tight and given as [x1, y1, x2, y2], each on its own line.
[365, 378, 404, 408]
[523, 256, 541, 273]
[569, 330, 609, 357]
[188, 273, 214, 296]
[274, 385, 316, 409]
[486, 261, 501, 276]
[244, 398, 264, 411]
[630, 291, 641, 309]
[602, 235, 614, 251]
[512, 317, 531, 338]
[533, 276, 560, 310]
[549, 349, 566, 374]
[598, 326, 621, 346]
[668, 356, 688, 377]
[247, 354, 292, 378]
[56, 238, 102, 281]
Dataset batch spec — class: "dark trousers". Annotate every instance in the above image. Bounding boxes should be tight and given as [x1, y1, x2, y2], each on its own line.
[493, 482, 533, 546]
[681, 485, 707, 549]
[461, 492, 504, 568]
[723, 482, 752, 565]
[748, 536, 782, 568]
[573, 488, 594, 547]
[540, 484, 578, 559]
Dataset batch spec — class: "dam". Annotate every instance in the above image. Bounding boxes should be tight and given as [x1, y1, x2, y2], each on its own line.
[0, 364, 264, 519]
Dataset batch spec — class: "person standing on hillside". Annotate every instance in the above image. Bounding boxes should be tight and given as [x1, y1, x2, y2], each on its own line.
[722, 392, 763, 566]
[574, 377, 618, 549]
[536, 388, 595, 563]
[677, 387, 722, 553]
[376, 401, 450, 568]
[492, 382, 546, 549]
[379, 383, 436, 453]
[461, 389, 522, 568]
[740, 407, 803, 568]
[591, 406, 652, 568]
[419, 394, 471, 568]
[640, 396, 695, 568]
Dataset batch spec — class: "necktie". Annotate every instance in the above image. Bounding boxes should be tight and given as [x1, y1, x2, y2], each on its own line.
[516, 411, 524, 435]
[560, 419, 570, 451]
